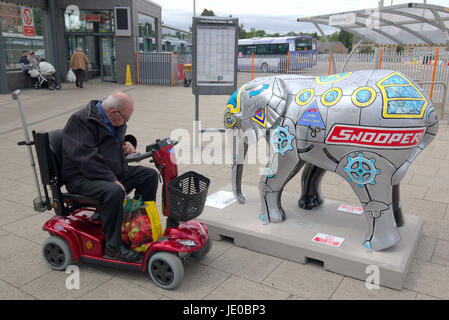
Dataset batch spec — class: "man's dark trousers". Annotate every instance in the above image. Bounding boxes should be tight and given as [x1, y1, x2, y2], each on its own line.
[65, 166, 158, 249]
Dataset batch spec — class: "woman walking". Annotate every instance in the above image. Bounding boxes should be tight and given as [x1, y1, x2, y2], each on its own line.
[70, 47, 89, 88]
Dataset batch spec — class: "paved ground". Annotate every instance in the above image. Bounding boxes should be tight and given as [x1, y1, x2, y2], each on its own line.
[1, 75, 449, 300]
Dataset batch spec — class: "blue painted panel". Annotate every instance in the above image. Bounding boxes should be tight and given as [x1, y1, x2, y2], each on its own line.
[298, 91, 312, 103]
[387, 100, 425, 115]
[381, 74, 409, 85]
[356, 89, 373, 103]
[324, 90, 339, 103]
[385, 85, 421, 99]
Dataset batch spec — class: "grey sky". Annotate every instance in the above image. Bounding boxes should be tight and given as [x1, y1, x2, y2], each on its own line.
[153, 0, 449, 35]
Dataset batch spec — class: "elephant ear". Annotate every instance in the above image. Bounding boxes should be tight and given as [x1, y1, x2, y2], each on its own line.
[263, 77, 288, 131]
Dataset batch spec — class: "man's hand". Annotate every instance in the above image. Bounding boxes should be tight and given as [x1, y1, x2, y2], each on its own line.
[114, 180, 126, 193]
[122, 141, 135, 155]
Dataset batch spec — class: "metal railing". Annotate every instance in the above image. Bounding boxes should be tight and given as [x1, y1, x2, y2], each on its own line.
[137, 51, 191, 85]
[415, 81, 448, 121]
[137, 52, 176, 86]
[238, 49, 449, 109]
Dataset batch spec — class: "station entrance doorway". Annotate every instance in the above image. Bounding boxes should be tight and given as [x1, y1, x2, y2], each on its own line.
[66, 34, 116, 82]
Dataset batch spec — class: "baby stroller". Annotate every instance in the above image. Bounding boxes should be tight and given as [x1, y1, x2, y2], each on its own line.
[29, 61, 62, 90]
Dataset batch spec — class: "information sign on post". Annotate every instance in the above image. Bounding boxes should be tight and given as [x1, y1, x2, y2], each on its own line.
[191, 16, 238, 146]
[192, 16, 238, 95]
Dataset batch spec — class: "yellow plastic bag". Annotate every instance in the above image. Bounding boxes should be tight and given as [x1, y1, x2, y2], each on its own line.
[144, 201, 163, 242]
[131, 202, 163, 253]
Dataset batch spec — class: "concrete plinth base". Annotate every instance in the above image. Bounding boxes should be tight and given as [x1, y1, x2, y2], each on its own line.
[199, 185, 423, 290]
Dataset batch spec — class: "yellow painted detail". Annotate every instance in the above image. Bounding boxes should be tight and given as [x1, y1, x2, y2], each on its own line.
[321, 88, 342, 107]
[352, 87, 376, 107]
[296, 89, 315, 106]
[376, 72, 428, 119]
[250, 106, 267, 127]
[229, 85, 244, 114]
[86, 241, 93, 250]
[315, 72, 352, 84]
[224, 112, 237, 127]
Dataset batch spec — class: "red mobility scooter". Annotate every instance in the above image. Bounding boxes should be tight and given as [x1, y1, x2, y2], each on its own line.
[14, 90, 211, 290]
[31, 131, 211, 290]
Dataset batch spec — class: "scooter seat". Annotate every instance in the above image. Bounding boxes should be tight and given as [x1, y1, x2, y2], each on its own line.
[62, 193, 100, 207]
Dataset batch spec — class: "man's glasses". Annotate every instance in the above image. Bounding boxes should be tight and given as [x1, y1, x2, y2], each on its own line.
[117, 110, 129, 122]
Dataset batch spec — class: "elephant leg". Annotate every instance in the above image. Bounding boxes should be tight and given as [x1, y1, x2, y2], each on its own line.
[259, 123, 302, 223]
[298, 163, 326, 210]
[361, 199, 400, 251]
[392, 184, 404, 227]
[336, 152, 400, 251]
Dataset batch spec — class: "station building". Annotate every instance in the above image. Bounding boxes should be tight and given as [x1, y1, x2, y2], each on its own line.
[1, 0, 169, 90]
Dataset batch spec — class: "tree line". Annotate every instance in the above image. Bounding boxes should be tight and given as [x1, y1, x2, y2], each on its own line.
[200, 8, 354, 50]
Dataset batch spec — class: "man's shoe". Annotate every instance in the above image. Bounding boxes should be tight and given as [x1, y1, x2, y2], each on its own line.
[105, 245, 141, 262]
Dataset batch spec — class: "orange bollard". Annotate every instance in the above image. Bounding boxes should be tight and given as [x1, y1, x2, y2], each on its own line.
[328, 52, 332, 75]
[286, 52, 290, 75]
[430, 48, 439, 101]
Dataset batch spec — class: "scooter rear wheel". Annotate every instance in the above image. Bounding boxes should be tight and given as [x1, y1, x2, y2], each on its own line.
[42, 236, 72, 271]
[148, 252, 184, 290]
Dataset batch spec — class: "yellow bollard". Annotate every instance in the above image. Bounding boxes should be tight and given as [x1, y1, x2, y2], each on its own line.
[125, 64, 133, 86]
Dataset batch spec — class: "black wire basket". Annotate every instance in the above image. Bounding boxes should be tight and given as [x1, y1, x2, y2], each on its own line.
[167, 171, 210, 222]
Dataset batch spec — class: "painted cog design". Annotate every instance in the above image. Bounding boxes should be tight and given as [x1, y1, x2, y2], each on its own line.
[270, 125, 294, 156]
[344, 154, 380, 187]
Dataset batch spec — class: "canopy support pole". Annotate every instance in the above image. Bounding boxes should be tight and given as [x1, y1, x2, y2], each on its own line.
[340, 39, 364, 73]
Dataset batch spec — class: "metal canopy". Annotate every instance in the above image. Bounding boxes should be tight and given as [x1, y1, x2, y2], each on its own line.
[297, 2, 449, 47]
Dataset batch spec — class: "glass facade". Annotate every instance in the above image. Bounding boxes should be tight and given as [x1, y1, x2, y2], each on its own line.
[138, 13, 156, 52]
[161, 25, 191, 54]
[162, 26, 191, 41]
[64, 10, 114, 33]
[1, 1, 45, 70]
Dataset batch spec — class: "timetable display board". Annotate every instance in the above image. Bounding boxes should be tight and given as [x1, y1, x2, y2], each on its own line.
[192, 17, 238, 95]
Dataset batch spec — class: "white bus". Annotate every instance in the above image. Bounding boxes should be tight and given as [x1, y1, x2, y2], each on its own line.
[238, 35, 318, 72]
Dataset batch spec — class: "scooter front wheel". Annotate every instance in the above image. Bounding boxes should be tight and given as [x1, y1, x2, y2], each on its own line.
[191, 237, 212, 261]
[148, 252, 184, 290]
[42, 236, 72, 271]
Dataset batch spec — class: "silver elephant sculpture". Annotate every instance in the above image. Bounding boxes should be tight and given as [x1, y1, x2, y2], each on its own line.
[224, 70, 438, 251]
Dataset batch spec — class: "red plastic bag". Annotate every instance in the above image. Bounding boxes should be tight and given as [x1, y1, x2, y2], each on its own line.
[122, 208, 153, 249]
[121, 196, 162, 252]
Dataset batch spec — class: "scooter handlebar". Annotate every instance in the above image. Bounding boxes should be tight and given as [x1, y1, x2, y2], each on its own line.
[125, 150, 154, 163]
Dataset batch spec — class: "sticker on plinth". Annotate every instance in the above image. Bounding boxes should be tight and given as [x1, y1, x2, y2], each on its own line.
[205, 190, 236, 209]
[338, 204, 363, 215]
[312, 233, 345, 248]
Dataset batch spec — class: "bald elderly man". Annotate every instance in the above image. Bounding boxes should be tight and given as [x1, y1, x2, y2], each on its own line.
[62, 92, 158, 262]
